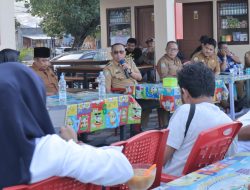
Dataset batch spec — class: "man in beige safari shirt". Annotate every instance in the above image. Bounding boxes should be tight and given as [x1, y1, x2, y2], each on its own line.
[156, 41, 183, 80]
[104, 43, 142, 92]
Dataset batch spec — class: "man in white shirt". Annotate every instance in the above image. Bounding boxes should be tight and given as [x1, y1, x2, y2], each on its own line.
[163, 62, 236, 176]
[236, 111, 250, 152]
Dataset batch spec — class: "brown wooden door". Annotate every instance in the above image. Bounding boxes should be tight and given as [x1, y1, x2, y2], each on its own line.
[135, 6, 154, 48]
[178, 2, 213, 59]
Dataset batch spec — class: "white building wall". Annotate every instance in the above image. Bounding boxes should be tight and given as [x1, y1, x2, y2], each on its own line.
[0, 0, 16, 50]
[100, 0, 154, 48]
[177, 0, 250, 63]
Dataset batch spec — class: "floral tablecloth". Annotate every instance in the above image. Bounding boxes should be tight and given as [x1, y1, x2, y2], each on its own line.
[154, 152, 250, 190]
[47, 91, 141, 133]
[126, 80, 228, 112]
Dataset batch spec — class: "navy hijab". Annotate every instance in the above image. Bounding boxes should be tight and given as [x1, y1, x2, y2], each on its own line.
[0, 62, 55, 189]
[0, 49, 20, 63]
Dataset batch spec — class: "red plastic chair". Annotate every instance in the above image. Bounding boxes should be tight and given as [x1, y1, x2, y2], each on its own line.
[161, 121, 242, 182]
[109, 129, 169, 190]
[3, 176, 102, 190]
[111, 88, 127, 94]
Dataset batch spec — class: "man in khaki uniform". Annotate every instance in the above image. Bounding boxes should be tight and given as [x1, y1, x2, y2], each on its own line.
[104, 43, 160, 133]
[191, 38, 220, 75]
[156, 41, 183, 128]
[31, 47, 58, 95]
[104, 43, 142, 92]
[156, 41, 183, 80]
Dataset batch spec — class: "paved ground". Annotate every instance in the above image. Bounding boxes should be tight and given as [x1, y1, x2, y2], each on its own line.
[85, 109, 161, 146]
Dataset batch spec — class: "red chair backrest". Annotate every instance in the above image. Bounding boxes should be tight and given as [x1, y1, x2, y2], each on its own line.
[110, 129, 169, 189]
[3, 177, 102, 190]
[182, 121, 242, 175]
[111, 88, 126, 94]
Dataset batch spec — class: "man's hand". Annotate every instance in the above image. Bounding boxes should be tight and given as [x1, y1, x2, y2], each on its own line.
[121, 62, 131, 71]
[220, 49, 227, 57]
[59, 126, 78, 142]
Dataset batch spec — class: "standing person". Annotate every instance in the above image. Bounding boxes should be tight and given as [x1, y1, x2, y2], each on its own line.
[191, 38, 220, 75]
[0, 62, 133, 189]
[31, 47, 58, 95]
[156, 41, 183, 80]
[163, 62, 236, 176]
[156, 41, 183, 128]
[125, 38, 142, 66]
[139, 37, 156, 82]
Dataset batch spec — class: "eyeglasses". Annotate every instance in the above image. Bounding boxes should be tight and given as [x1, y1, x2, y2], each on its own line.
[167, 48, 179, 52]
[113, 50, 125, 55]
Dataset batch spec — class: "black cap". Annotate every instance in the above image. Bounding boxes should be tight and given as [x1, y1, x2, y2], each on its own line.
[34, 47, 50, 58]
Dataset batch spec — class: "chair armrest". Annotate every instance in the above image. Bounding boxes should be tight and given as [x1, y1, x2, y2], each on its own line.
[3, 185, 27, 190]
[161, 173, 179, 183]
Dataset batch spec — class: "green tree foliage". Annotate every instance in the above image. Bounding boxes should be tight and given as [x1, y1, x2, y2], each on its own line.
[26, 0, 100, 47]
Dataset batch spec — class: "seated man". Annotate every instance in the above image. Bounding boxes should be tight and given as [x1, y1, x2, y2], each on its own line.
[190, 35, 209, 58]
[104, 43, 155, 132]
[139, 37, 156, 82]
[125, 38, 142, 66]
[191, 38, 220, 75]
[217, 41, 241, 72]
[156, 41, 183, 128]
[156, 41, 183, 80]
[218, 41, 244, 105]
[31, 47, 58, 95]
[236, 111, 250, 152]
[163, 62, 236, 176]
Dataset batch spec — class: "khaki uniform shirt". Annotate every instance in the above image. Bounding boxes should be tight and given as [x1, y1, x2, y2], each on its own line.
[156, 54, 183, 80]
[192, 51, 220, 74]
[245, 51, 250, 68]
[103, 58, 140, 90]
[31, 65, 58, 94]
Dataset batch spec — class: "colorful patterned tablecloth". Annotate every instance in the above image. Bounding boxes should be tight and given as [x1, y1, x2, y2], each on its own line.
[126, 80, 228, 112]
[216, 74, 250, 84]
[47, 91, 141, 133]
[154, 152, 250, 190]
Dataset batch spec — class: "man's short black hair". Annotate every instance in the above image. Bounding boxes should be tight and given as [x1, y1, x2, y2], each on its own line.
[203, 38, 217, 48]
[199, 35, 209, 44]
[218, 41, 227, 49]
[111, 43, 125, 51]
[166, 41, 178, 49]
[177, 62, 215, 98]
[127, 38, 137, 45]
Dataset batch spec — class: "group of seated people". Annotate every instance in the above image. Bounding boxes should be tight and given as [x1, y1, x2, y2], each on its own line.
[1, 38, 250, 188]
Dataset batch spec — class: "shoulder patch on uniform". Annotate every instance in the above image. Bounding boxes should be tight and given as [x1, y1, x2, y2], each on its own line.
[194, 57, 199, 62]
[104, 70, 110, 76]
[161, 63, 167, 69]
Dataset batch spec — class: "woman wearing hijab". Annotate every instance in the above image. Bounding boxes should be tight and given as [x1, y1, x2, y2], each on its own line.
[0, 62, 133, 189]
[0, 48, 20, 63]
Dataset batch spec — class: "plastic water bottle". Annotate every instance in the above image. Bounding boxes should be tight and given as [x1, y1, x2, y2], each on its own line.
[98, 71, 106, 99]
[233, 65, 238, 76]
[58, 73, 67, 104]
[238, 64, 244, 76]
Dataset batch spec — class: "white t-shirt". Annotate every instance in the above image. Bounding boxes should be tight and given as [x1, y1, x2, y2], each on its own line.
[237, 111, 250, 152]
[30, 134, 133, 186]
[163, 102, 236, 176]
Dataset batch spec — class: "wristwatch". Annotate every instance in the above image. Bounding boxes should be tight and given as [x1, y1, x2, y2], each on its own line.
[128, 69, 132, 75]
